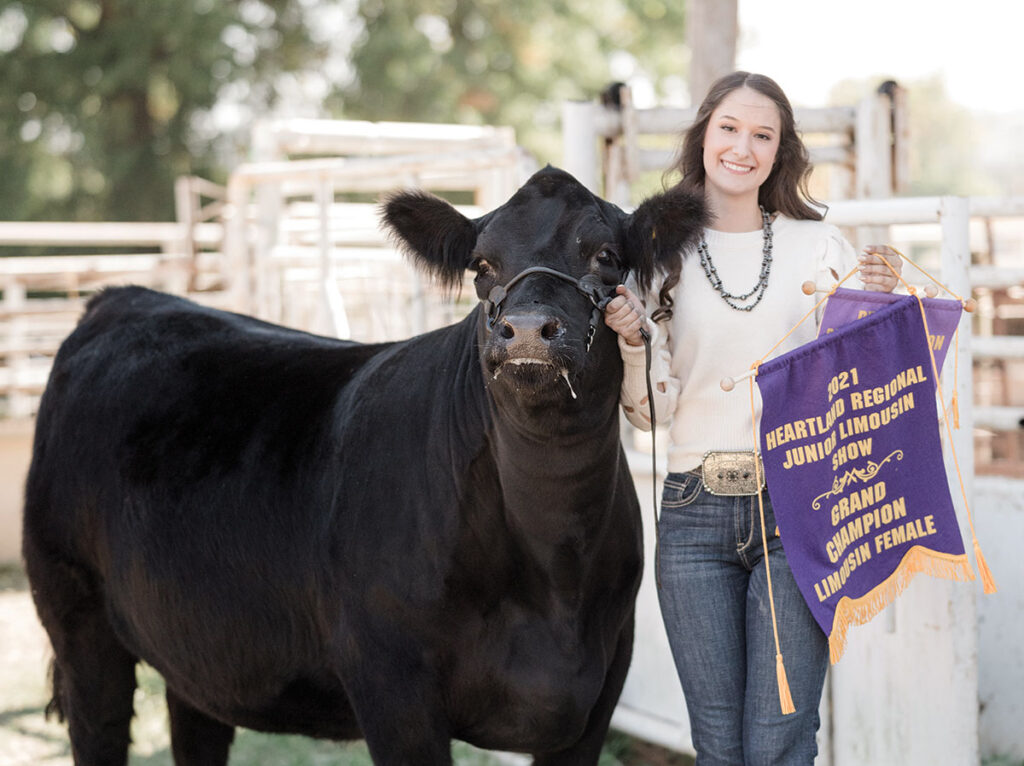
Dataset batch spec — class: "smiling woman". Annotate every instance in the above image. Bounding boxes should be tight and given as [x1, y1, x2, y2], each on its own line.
[602, 71, 903, 766]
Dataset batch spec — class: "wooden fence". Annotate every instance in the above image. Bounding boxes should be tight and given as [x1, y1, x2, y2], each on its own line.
[0, 221, 229, 418]
[562, 81, 908, 208]
[0, 119, 532, 420]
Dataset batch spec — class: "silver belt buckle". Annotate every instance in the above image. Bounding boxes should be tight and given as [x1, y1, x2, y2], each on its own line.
[701, 451, 765, 496]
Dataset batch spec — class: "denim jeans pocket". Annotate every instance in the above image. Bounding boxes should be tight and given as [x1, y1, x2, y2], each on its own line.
[661, 472, 703, 509]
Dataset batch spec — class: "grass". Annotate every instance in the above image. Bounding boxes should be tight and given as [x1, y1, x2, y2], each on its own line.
[0, 564, 691, 765]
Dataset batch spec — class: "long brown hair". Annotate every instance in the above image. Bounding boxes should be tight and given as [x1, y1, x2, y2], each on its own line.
[652, 72, 824, 320]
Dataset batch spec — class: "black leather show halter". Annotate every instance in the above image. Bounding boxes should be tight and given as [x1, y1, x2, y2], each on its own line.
[483, 265, 620, 352]
[483, 265, 660, 583]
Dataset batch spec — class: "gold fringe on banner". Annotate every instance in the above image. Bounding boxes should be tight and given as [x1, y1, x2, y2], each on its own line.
[827, 546, 975, 664]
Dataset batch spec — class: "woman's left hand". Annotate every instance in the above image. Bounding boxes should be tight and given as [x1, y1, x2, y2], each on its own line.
[859, 245, 902, 293]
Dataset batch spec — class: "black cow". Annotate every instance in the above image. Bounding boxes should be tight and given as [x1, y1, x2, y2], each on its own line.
[22, 166, 704, 765]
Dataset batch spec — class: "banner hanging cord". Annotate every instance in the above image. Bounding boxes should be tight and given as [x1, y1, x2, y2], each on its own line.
[907, 273, 997, 594]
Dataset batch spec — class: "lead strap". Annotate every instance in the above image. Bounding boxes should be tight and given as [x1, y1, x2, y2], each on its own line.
[641, 326, 661, 590]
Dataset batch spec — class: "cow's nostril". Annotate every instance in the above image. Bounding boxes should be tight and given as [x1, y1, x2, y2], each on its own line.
[541, 320, 563, 341]
[499, 322, 515, 340]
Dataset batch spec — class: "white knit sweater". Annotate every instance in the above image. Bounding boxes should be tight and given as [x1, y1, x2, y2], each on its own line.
[619, 214, 861, 473]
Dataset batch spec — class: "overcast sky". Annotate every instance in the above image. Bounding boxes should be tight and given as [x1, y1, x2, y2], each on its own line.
[737, 0, 1020, 114]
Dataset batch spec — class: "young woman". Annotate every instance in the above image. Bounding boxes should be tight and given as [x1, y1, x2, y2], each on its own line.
[604, 72, 901, 764]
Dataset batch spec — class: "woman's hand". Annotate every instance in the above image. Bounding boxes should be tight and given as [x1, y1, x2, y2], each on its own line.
[859, 245, 902, 293]
[603, 285, 648, 347]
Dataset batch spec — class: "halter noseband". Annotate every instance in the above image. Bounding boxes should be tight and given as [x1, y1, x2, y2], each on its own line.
[484, 266, 620, 352]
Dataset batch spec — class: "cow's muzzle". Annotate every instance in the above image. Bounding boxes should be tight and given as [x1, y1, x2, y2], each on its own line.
[484, 267, 617, 352]
[490, 311, 565, 367]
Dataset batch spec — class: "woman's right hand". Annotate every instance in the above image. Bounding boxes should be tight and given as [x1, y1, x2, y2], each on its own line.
[603, 285, 648, 347]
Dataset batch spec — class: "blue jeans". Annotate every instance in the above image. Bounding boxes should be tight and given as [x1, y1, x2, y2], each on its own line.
[656, 471, 828, 766]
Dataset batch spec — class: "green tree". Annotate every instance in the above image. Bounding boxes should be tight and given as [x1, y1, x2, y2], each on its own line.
[0, 0, 324, 222]
[334, 0, 688, 164]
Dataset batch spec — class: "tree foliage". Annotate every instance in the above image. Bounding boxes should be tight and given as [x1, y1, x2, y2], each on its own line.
[333, 0, 688, 163]
[1, 0, 690, 222]
[0, 0, 324, 221]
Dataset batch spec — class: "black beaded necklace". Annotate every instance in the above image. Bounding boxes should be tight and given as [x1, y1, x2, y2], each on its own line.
[697, 205, 773, 312]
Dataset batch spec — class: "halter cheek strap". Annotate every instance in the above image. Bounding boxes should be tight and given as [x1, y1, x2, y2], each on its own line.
[484, 266, 620, 352]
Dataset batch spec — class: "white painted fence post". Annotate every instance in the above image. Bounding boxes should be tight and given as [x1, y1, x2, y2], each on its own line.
[316, 177, 350, 339]
[225, 177, 252, 315]
[852, 91, 893, 250]
[562, 100, 599, 194]
[938, 195, 981, 766]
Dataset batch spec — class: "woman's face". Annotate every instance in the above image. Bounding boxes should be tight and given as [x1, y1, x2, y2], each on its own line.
[701, 86, 781, 205]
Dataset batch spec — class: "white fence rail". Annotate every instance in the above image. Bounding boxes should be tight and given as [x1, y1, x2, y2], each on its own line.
[0, 120, 535, 419]
[0, 222, 233, 418]
[221, 147, 527, 337]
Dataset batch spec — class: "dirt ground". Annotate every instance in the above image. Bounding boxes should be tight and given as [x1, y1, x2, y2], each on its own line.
[0, 568, 72, 766]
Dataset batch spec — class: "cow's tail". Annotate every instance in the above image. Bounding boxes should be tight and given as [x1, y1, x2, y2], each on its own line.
[46, 660, 67, 722]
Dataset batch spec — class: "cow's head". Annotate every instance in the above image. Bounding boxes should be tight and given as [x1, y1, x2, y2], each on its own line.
[381, 166, 704, 412]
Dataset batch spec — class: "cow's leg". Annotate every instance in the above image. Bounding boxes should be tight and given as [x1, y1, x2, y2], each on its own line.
[341, 653, 453, 765]
[165, 686, 234, 766]
[532, 617, 636, 766]
[26, 556, 137, 766]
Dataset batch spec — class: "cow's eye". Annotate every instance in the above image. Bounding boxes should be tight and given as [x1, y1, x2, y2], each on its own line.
[595, 248, 618, 265]
[471, 258, 494, 282]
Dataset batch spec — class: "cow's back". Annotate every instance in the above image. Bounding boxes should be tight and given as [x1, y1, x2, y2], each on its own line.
[28, 286, 387, 536]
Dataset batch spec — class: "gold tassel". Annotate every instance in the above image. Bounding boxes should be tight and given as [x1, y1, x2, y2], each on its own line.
[951, 392, 960, 430]
[776, 653, 796, 715]
[974, 539, 998, 594]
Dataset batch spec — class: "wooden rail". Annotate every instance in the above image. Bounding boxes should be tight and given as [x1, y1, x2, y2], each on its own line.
[0, 221, 235, 417]
[563, 84, 907, 207]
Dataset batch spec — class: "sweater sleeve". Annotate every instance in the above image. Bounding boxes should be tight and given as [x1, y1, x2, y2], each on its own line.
[815, 226, 863, 325]
[618, 305, 680, 432]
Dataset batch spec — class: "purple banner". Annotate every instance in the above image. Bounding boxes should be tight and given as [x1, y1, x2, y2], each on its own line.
[819, 287, 962, 374]
[757, 295, 973, 663]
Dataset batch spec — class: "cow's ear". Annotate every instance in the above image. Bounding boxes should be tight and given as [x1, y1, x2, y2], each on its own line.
[623, 186, 707, 295]
[380, 190, 478, 291]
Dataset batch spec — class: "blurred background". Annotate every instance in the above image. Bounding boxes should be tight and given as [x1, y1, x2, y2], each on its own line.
[2, 0, 1020, 225]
